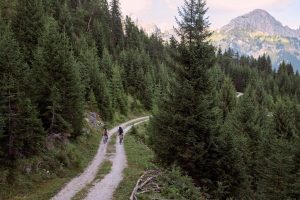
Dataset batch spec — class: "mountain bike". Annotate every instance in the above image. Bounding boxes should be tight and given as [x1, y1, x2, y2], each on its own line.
[119, 134, 123, 144]
[103, 134, 108, 144]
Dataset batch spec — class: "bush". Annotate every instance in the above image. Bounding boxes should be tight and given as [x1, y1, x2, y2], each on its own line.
[159, 167, 207, 200]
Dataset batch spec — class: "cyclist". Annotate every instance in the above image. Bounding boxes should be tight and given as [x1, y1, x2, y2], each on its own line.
[103, 127, 108, 144]
[118, 126, 124, 144]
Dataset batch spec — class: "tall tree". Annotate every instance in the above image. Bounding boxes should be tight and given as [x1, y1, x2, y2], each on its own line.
[150, 0, 226, 195]
[110, 0, 124, 50]
[12, 0, 44, 64]
[219, 77, 237, 121]
[33, 17, 84, 138]
[0, 19, 45, 160]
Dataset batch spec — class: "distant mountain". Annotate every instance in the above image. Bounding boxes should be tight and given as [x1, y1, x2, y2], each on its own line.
[139, 23, 175, 42]
[211, 9, 300, 71]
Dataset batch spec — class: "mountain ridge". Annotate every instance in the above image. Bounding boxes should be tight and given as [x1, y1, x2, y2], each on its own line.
[212, 9, 300, 71]
[221, 9, 300, 38]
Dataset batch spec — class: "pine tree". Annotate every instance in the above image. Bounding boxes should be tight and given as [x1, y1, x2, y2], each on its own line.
[88, 89, 99, 112]
[124, 16, 141, 50]
[101, 48, 114, 78]
[0, 19, 45, 160]
[110, 0, 124, 50]
[273, 98, 296, 140]
[219, 77, 236, 121]
[90, 69, 112, 120]
[77, 36, 99, 99]
[256, 137, 293, 199]
[110, 64, 127, 115]
[12, 0, 44, 64]
[289, 137, 300, 198]
[33, 17, 84, 138]
[12, 98, 46, 157]
[150, 0, 225, 194]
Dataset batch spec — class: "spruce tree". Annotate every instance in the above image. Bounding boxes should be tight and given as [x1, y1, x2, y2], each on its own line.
[256, 137, 293, 199]
[110, 64, 127, 115]
[273, 98, 296, 140]
[12, 0, 44, 64]
[219, 77, 237, 122]
[289, 137, 300, 198]
[150, 0, 226, 194]
[110, 0, 124, 50]
[90, 68, 112, 120]
[0, 19, 45, 160]
[33, 17, 84, 137]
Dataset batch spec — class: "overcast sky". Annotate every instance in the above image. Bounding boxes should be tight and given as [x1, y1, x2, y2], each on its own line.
[118, 0, 300, 30]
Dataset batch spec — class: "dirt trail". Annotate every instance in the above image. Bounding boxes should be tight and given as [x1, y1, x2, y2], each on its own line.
[51, 117, 149, 200]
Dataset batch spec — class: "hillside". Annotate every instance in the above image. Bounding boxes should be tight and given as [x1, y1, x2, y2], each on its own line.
[211, 9, 300, 71]
[1, 1, 300, 200]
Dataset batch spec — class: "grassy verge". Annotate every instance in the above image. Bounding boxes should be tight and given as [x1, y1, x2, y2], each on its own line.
[0, 111, 148, 200]
[72, 128, 117, 200]
[107, 134, 116, 154]
[113, 123, 155, 200]
[113, 123, 206, 200]
[72, 160, 113, 200]
[1, 120, 102, 200]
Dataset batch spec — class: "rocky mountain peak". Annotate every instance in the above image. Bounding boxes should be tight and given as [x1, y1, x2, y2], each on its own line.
[221, 9, 299, 38]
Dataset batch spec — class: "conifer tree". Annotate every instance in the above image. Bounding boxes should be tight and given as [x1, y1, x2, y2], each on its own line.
[256, 137, 293, 199]
[110, 0, 124, 50]
[150, 0, 225, 194]
[289, 137, 300, 198]
[88, 89, 99, 112]
[110, 65, 127, 115]
[13, 0, 44, 64]
[219, 77, 237, 121]
[101, 48, 114, 78]
[0, 19, 45, 160]
[33, 17, 84, 137]
[124, 16, 141, 50]
[273, 98, 296, 140]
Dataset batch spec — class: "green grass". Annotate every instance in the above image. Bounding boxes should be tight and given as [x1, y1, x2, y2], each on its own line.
[95, 160, 113, 180]
[1, 121, 102, 200]
[72, 160, 113, 200]
[113, 123, 206, 200]
[113, 123, 155, 200]
[107, 134, 116, 154]
[0, 111, 149, 200]
[73, 129, 117, 200]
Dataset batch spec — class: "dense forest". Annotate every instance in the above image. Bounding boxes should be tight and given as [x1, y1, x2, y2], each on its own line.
[0, 0, 299, 199]
[0, 0, 171, 196]
[149, 0, 300, 199]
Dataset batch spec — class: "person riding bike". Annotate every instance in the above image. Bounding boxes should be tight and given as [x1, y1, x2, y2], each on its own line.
[103, 127, 108, 144]
[118, 126, 124, 144]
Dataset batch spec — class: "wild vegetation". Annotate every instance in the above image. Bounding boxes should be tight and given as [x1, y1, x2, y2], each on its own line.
[0, 0, 170, 198]
[149, 0, 300, 199]
[0, 0, 299, 199]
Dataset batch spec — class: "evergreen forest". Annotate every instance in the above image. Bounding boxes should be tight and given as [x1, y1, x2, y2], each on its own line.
[0, 0, 299, 199]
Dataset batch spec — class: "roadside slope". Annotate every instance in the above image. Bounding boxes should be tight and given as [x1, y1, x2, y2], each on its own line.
[51, 117, 149, 200]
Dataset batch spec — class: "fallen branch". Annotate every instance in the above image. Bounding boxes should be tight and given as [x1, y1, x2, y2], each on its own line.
[130, 170, 161, 200]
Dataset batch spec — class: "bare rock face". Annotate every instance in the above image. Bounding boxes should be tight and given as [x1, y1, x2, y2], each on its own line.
[212, 9, 300, 71]
[221, 9, 299, 38]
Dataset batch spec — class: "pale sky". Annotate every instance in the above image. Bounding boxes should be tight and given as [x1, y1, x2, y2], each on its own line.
[118, 0, 300, 31]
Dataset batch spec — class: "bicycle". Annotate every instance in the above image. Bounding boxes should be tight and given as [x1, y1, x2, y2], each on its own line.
[103, 134, 108, 144]
[119, 134, 123, 144]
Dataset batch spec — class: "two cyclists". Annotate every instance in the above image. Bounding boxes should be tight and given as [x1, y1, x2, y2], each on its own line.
[102, 126, 124, 144]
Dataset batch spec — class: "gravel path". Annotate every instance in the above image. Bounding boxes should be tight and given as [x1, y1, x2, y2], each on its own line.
[84, 120, 147, 200]
[51, 117, 149, 200]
